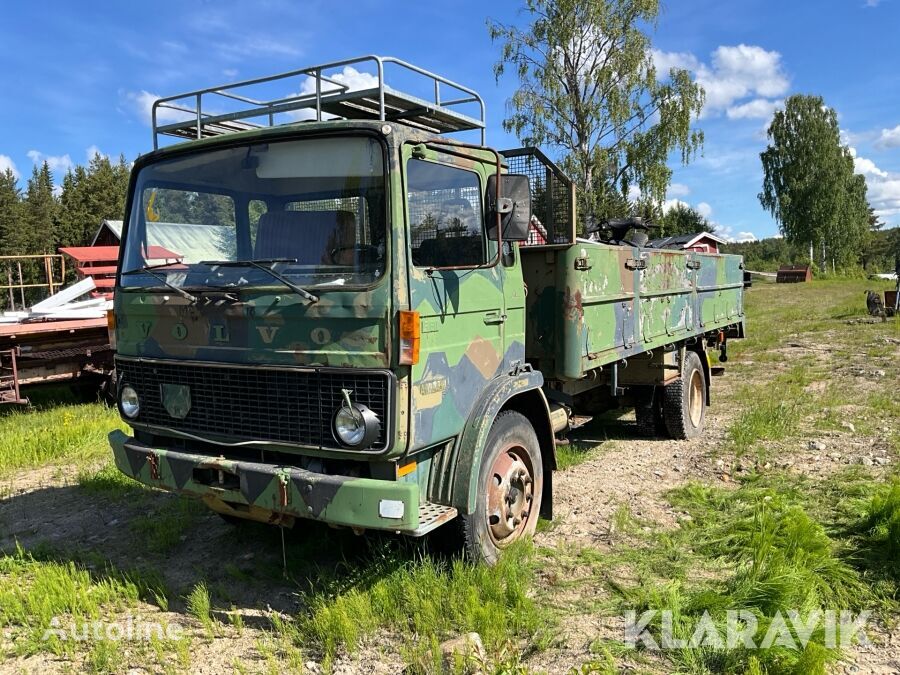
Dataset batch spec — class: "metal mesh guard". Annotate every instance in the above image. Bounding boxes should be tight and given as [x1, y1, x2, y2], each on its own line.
[501, 147, 575, 247]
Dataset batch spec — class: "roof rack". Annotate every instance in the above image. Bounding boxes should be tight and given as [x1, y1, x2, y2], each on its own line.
[151, 55, 486, 149]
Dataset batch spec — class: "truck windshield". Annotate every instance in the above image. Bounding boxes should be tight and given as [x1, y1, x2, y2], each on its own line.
[120, 136, 386, 291]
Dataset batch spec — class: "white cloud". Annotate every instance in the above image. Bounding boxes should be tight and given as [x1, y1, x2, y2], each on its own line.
[854, 156, 888, 178]
[288, 66, 380, 121]
[223, 68, 239, 79]
[712, 224, 757, 243]
[876, 124, 900, 149]
[123, 90, 194, 127]
[852, 152, 900, 222]
[661, 198, 712, 220]
[654, 44, 789, 119]
[726, 98, 783, 120]
[26, 150, 73, 175]
[651, 49, 700, 74]
[0, 154, 18, 180]
[662, 198, 689, 213]
[865, 0, 884, 7]
[667, 182, 690, 197]
[86, 145, 108, 162]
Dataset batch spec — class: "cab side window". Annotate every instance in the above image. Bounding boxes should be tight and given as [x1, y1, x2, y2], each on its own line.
[407, 159, 486, 268]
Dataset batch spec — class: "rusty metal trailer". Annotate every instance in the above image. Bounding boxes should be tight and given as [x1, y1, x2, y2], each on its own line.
[0, 317, 114, 404]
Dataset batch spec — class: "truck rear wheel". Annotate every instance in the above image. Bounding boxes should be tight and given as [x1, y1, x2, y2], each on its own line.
[663, 351, 706, 440]
[460, 411, 543, 565]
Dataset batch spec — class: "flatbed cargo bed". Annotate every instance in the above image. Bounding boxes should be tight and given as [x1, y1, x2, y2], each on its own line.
[522, 241, 744, 381]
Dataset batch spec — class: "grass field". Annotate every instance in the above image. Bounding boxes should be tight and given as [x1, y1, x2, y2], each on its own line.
[0, 278, 897, 674]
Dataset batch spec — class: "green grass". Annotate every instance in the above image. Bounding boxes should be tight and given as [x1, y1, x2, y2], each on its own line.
[77, 462, 145, 500]
[298, 541, 548, 670]
[726, 366, 814, 458]
[186, 581, 215, 638]
[0, 402, 126, 476]
[864, 479, 900, 560]
[0, 544, 141, 657]
[601, 487, 869, 673]
[130, 496, 206, 553]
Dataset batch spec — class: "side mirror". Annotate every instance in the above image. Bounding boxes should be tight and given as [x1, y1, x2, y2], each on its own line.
[486, 174, 531, 241]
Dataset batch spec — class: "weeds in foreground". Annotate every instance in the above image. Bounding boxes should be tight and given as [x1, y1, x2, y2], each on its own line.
[596, 474, 892, 675]
[130, 496, 205, 553]
[298, 541, 548, 668]
[186, 581, 215, 637]
[77, 462, 145, 500]
[0, 402, 125, 476]
[726, 366, 813, 458]
[0, 544, 141, 657]
[861, 479, 900, 582]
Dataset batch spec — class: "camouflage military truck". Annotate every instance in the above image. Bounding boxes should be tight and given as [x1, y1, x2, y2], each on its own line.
[108, 56, 744, 563]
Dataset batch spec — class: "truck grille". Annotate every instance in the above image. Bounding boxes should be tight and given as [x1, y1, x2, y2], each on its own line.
[116, 357, 391, 450]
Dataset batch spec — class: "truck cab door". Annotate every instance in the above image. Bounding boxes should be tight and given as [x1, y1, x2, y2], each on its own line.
[403, 146, 507, 451]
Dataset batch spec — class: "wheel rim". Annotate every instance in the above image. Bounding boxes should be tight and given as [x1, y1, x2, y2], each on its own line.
[688, 368, 704, 427]
[485, 444, 535, 547]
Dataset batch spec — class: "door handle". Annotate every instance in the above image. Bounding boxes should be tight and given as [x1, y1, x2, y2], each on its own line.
[483, 312, 507, 325]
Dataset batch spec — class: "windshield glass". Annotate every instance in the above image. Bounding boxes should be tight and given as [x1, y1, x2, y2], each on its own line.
[121, 136, 386, 290]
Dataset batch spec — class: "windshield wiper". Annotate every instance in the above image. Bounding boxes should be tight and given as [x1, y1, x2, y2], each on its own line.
[122, 265, 198, 303]
[199, 258, 319, 303]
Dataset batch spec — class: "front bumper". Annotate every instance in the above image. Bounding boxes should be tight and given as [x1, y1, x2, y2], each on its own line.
[109, 430, 433, 533]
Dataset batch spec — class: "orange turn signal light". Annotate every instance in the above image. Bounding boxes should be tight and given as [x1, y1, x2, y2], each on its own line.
[106, 309, 117, 350]
[398, 310, 420, 365]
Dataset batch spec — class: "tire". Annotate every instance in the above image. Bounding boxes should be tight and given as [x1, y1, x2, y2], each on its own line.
[460, 411, 544, 565]
[634, 386, 665, 438]
[663, 351, 707, 440]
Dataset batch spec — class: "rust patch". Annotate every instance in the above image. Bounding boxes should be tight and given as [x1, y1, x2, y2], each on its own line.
[563, 287, 584, 321]
[278, 478, 289, 508]
[148, 453, 160, 480]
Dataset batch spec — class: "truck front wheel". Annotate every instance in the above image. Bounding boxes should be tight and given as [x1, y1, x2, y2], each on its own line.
[663, 350, 706, 440]
[460, 411, 543, 565]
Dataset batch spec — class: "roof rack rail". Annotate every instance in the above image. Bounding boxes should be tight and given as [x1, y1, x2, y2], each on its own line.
[151, 55, 486, 150]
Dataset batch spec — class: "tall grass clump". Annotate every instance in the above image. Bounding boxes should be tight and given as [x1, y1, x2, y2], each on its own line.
[0, 544, 140, 656]
[299, 542, 545, 666]
[0, 402, 125, 475]
[864, 480, 900, 558]
[726, 368, 812, 457]
[186, 581, 215, 637]
[77, 462, 145, 500]
[613, 484, 871, 675]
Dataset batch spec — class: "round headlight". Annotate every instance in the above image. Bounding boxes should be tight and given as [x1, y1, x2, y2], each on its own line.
[333, 404, 380, 448]
[120, 384, 140, 419]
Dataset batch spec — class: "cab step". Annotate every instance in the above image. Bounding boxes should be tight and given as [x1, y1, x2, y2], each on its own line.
[568, 415, 593, 430]
[412, 502, 458, 537]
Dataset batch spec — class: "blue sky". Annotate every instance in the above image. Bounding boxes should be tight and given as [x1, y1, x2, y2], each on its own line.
[1, 0, 899, 242]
